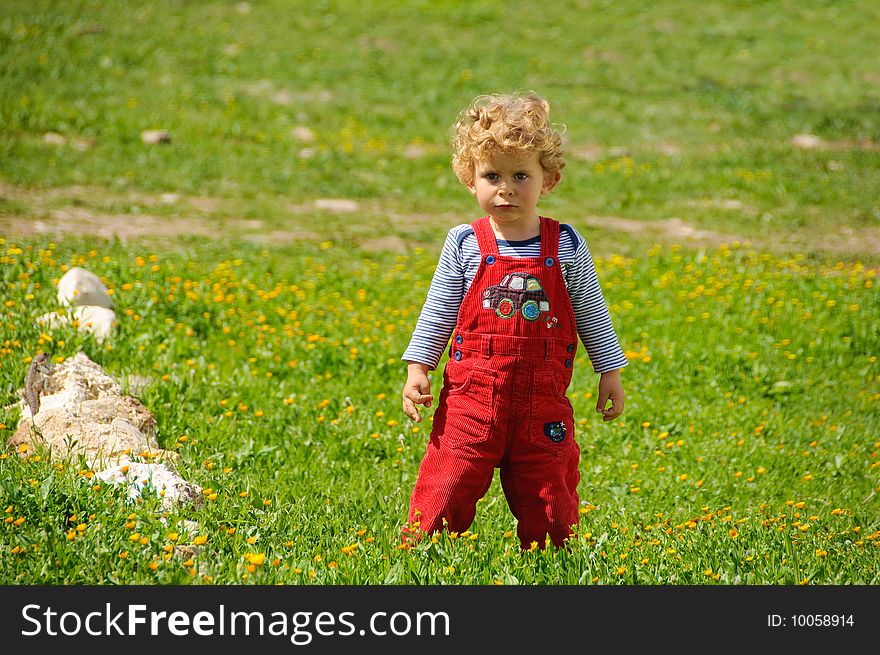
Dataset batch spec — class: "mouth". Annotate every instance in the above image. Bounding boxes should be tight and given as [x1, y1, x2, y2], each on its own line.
[495, 204, 517, 209]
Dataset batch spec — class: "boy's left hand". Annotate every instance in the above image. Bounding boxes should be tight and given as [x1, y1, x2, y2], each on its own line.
[596, 369, 625, 421]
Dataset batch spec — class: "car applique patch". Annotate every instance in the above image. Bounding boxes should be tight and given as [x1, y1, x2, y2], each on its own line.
[482, 272, 550, 321]
[544, 421, 566, 443]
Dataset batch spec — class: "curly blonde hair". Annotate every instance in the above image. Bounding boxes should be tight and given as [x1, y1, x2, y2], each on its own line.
[451, 92, 566, 187]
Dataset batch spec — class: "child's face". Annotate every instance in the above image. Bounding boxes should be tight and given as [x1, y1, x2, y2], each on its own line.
[467, 151, 559, 229]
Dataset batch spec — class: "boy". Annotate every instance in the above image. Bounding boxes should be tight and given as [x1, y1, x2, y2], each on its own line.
[401, 92, 627, 549]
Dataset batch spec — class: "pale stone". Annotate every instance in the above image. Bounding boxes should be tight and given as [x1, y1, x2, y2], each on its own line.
[37, 306, 117, 343]
[9, 353, 172, 469]
[7, 353, 204, 524]
[14, 351, 121, 420]
[57, 266, 113, 308]
[10, 410, 152, 467]
[43, 132, 68, 146]
[314, 198, 359, 213]
[792, 133, 825, 149]
[95, 463, 203, 511]
[291, 125, 316, 142]
[141, 129, 171, 144]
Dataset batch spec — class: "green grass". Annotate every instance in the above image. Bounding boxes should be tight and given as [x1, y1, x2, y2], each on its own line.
[1, 0, 879, 242]
[1, 237, 877, 584]
[0, 1, 878, 584]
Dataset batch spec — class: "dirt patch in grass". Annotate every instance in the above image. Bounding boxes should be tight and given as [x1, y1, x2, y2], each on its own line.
[1, 210, 317, 244]
[1, 183, 877, 261]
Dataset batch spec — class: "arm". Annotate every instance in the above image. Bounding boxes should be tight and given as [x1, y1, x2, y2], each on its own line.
[563, 228, 628, 420]
[400, 227, 468, 422]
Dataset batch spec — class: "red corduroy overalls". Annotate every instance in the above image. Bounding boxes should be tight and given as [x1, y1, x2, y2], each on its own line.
[407, 215, 581, 549]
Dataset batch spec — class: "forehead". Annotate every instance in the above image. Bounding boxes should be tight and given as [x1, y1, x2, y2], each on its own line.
[474, 150, 542, 171]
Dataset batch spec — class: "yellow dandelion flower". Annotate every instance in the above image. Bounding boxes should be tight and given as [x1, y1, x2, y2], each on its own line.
[244, 553, 266, 566]
[193, 535, 207, 545]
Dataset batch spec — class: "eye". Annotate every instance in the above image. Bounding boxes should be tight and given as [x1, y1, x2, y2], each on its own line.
[514, 172, 529, 180]
[483, 172, 499, 180]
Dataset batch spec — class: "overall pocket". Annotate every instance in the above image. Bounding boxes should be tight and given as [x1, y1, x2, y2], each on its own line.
[442, 365, 496, 449]
[528, 370, 576, 457]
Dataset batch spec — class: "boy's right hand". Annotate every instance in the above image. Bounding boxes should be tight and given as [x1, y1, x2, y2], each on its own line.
[402, 362, 434, 423]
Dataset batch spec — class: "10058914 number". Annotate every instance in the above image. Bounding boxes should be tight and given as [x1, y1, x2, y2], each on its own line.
[790, 614, 854, 627]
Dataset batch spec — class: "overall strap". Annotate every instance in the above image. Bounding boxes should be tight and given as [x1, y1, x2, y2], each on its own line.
[539, 216, 560, 260]
[471, 216, 500, 257]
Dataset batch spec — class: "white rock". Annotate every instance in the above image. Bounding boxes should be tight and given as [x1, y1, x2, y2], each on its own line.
[43, 132, 68, 146]
[95, 462, 203, 511]
[15, 351, 121, 421]
[8, 353, 183, 471]
[57, 266, 113, 308]
[792, 133, 825, 149]
[291, 125, 316, 142]
[37, 306, 117, 343]
[314, 198, 359, 213]
[74, 305, 117, 342]
[141, 129, 171, 144]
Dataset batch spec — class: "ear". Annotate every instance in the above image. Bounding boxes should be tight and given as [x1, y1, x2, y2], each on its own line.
[466, 179, 477, 196]
[542, 171, 561, 194]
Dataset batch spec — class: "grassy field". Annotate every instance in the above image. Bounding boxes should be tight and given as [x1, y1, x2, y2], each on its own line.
[1, 1, 878, 585]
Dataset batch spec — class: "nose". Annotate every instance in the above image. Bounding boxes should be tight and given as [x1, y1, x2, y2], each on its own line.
[498, 180, 514, 196]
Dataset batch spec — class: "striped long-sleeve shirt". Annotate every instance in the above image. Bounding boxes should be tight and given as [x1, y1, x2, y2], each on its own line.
[402, 222, 629, 373]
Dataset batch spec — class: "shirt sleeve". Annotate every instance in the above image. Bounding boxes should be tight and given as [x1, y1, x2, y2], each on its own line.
[566, 230, 629, 374]
[401, 228, 466, 369]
